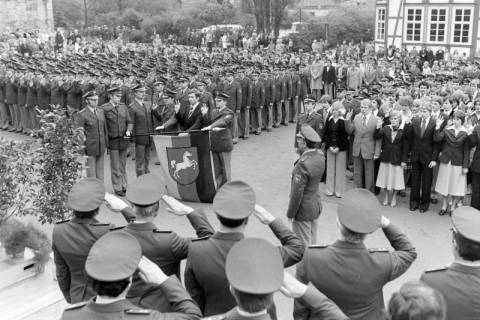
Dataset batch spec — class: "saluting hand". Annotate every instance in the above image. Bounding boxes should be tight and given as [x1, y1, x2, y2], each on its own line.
[138, 256, 168, 285]
[104, 193, 128, 211]
[201, 104, 208, 115]
[174, 101, 181, 113]
[253, 204, 275, 224]
[279, 271, 308, 298]
[162, 195, 194, 215]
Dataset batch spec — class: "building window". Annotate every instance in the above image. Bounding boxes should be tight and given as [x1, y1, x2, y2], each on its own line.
[452, 8, 471, 44]
[376, 8, 386, 41]
[429, 8, 446, 42]
[406, 8, 423, 42]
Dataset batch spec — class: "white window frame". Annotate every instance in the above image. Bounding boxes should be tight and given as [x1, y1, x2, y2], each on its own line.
[375, 7, 386, 41]
[451, 7, 473, 45]
[427, 7, 448, 44]
[404, 7, 424, 43]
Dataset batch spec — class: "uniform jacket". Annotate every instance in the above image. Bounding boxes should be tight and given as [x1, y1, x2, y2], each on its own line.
[184, 219, 304, 317]
[408, 117, 440, 164]
[5, 79, 18, 105]
[291, 74, 302, 98]
[294, 223, 417, 320]
[239, 77, 251, 108]
[64, 81, 82, 110]
[75, 107, 108, 157]
[200, 106, 234, 152]
[60, 277, 202, 320]
[26, 82, 37, 107]
[17, 81, 27, 106]
[129, 99, 154, 146]
[200, 91, 215, 111]
[250, 81, 265, 109]
[52, 217, 112, 303]
[122, 209, 214, 311]
[296, 112, 324, 139]
[374, 125, 409, 166]
[36, 82, 51, 109]
[0, 77, 5, 102]
[222, 81, 242, 112]
[263, 78, 275, 105]
[286, 149, 324, 221]
[152, 103, 176, 130]
[101, 101, 132, 150]
[345, 113, 381, 159]
[323, 117, 349, 151]
[434, 126, 470, 168]
[50, 82, 66, 107]
[420, 263, 480, 320]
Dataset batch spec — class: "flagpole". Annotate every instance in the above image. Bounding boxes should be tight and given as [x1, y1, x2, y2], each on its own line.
[124, 128, 225, 138]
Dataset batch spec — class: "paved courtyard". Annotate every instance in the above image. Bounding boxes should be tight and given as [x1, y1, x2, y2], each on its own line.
[1, 124, 455, 319]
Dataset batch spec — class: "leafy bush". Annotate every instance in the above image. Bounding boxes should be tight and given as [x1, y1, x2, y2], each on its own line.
[32, 105, 86, 224]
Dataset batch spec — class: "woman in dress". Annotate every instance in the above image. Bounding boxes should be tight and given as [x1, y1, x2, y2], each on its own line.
[434, 110, 471, 215]
[375, 110, 408, 207]
[323, 102, 348, 197]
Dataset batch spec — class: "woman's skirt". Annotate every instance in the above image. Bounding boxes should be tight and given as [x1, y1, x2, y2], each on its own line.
[376, 162, 405, 191]
[435, 162, 467, 197]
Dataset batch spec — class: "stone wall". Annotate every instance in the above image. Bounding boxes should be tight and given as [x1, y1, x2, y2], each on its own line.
[0, 0, 54, 33]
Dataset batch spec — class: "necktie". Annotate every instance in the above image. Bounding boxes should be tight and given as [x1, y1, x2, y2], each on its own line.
[421, 119, 427, 137]
[363, 115, 367, 127]
[188, 106, 194, 118]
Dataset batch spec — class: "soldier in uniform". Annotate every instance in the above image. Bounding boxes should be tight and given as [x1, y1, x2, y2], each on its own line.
[0, 69, 9, 130]
[25, 73, 37, 133]
[104, 173, 214, 311]
[250, 72, 265, 135]
[287, 125, 324, 245]
[128, 84, 154, 177]
[420, 206, 480, 320]
[183, 181, 304, 318]
[59, 232, 202, 320]
[75, 91, 108, 181]
[263, 72, 275, 132]
[17, 73, 29, 134]
[197, 81, 215, 112]
[237, 70, 251, 140]
[202, 238, 347, 320]
[175, 77, 191, 109]
[294, 188, 417, 320]
[222, 71, 242, 144]
[200, 92, 234, 183]
[101, 86, 132, 196]
[295, 96, 324, 147]
[52, 178, 134, 304]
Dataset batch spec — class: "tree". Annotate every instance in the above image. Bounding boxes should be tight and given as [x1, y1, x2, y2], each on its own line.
[244, 0, 295, 39]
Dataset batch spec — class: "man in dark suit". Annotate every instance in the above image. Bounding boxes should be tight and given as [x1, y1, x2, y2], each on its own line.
[127, 84, 154, 177]
[200, 92, 235, 183]
[157, 89, 203, 132]
[100, 86, 132, 196]
[184, 181, 304, 317]
[294, 189, 417, 320]
[322, 60, 336, 98]
[222, 72, 242, 143]
[287, 125, 324, 246]
[420, 206, 480, 320]
[237, 70, 251, 139]
[408, 102, 441, 212]
[103, 173, 215, 311]
[75, 91, 108, 181]
[52, 178, 134, 304]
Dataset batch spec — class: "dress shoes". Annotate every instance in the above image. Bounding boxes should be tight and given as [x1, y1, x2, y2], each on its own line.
[438, 209, 447, 216]
[430, 198, 438, 204]
[115, 190, 126, 197]
[410, 204, 419, 211]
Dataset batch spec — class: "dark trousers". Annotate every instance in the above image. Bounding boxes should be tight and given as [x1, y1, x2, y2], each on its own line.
[471, 171, 480, 210]
[410, 160, 433, 208]
[135, 143, 151, 177]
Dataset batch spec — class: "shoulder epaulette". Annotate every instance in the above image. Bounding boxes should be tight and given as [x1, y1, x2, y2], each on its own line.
[153, 229, 172, 233]
[110, 226, 125, 231]
[64, 301, 88, 311]
[425, 267, 448, 273]
[55, 219, 70, 224]
[309, 244, 328, 248]
[192, 236, 211, 242]
[368, 248, 390, 253]
[202, 314, 227, 320]
[125, 309, 152, 315]
[90, 222, 110, 226]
